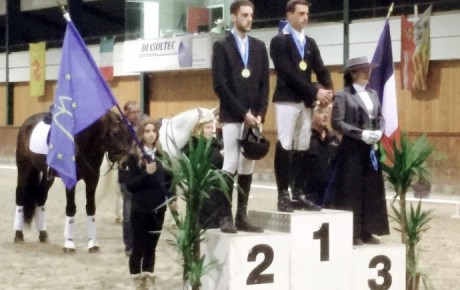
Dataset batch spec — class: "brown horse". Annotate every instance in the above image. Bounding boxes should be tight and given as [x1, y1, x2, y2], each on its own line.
[14, 111, 131, 252]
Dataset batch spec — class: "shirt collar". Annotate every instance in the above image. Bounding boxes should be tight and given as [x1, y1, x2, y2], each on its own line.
[231, 28, 248, 44]
[353, 83, 367, 93]
[144, 146, 156, 157]
[283, 24, 305, 44]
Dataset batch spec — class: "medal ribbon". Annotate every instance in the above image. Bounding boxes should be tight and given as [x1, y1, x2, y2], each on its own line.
[232, 31, 249, 67]
[370, 148, 378, 171]
[286, 24, 306, 59]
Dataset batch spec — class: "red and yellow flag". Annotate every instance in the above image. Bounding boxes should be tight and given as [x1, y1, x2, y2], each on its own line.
[412, 5, 432, 91]
[29, 41, 46, 97]
[400, 15, 415, 90]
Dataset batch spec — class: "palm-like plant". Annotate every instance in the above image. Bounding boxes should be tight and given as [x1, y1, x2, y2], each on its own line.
[391, 201, 434, 289]
[381, 132, 435, 290]
[161, 135, 227, 290]
[380, 133, 433, 243]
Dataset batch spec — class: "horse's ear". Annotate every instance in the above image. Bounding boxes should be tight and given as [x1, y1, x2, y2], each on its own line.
[211, 106, 219, 118]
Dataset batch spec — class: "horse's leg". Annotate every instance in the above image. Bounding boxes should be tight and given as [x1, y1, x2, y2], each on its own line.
[63, 187, 77, 253]
[34, 173, 54, 243]
[13, 205, 24, 243]
[86, 177, 100, 253]
[14, 159, 37, 243]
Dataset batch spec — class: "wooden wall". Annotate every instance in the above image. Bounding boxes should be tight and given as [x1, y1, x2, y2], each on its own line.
[12, 76, 141, 126]
[0, 84, 5, 126]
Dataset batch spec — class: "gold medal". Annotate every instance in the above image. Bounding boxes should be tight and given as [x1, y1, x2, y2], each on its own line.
[242, 68, 251, 78]
[299, 60, 307, 71]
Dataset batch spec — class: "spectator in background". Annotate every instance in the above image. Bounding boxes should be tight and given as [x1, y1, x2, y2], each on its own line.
[302, 103, 339, 207]
[183, 114, 225, 229]
[119, 101, 141, 256]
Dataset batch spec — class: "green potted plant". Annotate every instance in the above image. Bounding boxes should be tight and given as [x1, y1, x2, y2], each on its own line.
[380, 133, 435, 290]
[161, 135, 227, 290]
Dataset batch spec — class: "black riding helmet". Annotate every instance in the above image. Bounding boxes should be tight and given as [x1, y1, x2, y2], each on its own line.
[239, 125, 270, 160]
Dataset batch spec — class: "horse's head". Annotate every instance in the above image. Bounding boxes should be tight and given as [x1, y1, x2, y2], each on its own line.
[158, 106, 218, 158]
[101, 111, 132, 163]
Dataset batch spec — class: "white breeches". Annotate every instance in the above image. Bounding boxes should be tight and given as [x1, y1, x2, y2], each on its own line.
[275, 102, 312, 151]
[221, 123, 255, 175]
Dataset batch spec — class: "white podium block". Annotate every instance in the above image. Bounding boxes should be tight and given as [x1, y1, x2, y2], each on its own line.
[201, 229, 290, 290]
[352, 244, 406, 290]
[249, 209, 353, 290]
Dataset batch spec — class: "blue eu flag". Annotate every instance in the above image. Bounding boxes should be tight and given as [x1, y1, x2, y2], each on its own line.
[46, 15, 118, 189]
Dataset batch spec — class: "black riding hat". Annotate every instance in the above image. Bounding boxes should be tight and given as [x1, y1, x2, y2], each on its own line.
[239, 125, 270, 160]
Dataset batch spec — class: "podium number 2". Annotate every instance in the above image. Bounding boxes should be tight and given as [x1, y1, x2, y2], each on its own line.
[313, 223, 330, 261]
[246, 244, 274, 285]
[368, 255, 392, 290]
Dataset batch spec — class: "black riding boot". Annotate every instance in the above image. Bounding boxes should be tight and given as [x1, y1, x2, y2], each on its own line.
[291, 150, 321, 211]
[220, 173, 237, 233]
[275, 141, 294, 212]
[235, 174, 264, 232]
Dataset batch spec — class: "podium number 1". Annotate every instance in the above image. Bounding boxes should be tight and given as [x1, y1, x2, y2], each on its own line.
[313, 223, 330, 261]
[246, 244, 274, 285]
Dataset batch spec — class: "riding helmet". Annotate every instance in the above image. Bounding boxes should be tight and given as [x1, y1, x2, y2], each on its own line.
[239, 125, 270, 160]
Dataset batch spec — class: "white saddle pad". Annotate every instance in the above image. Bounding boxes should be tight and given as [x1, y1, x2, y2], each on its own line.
[29, 121, 51, 155]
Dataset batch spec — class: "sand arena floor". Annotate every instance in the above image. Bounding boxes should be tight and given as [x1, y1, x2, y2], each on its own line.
[0, 164, 459, 290]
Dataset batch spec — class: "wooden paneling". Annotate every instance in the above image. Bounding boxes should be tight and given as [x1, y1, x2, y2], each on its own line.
[11, 77, 141, 126]
[0, 85, 5, 126]
[0, 126, 19, 164]
[148, 70, 219, 119]
[109, 76, 141, 109]
[396, 61, 460, 133]
[13, 82, 55, 126]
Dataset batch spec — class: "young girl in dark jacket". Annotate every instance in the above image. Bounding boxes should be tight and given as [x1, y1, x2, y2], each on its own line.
[119, 118, 177, 289]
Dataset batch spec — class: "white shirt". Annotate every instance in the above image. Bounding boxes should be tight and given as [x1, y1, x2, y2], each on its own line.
[353, 83, 374, 114]
[292, 28, 306, 46]
[144, 146, 156, 159]
[232, 28, 248, 58]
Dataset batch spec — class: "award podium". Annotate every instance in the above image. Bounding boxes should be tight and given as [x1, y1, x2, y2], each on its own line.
[200, 209, 405, 290]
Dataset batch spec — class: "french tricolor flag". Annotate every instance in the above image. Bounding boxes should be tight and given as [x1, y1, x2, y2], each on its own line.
[369, 19, 400, 151]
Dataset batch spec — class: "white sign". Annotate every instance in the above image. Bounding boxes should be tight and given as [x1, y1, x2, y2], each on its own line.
[201, 229, 290, 290]
[352, 244, 406, 290]
[249, 209, 354, 290]
[123, 36, 193, 72]
[123, 34, 221, 72]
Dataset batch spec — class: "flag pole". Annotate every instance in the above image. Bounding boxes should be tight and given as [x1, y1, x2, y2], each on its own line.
[386, 2, 394, 19]
[56, 0, 66, 15]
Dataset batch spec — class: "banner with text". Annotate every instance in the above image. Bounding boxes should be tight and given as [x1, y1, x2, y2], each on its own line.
[123, 36, 195, 72]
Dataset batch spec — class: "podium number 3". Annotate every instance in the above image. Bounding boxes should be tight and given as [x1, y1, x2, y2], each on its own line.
[368, 255, 392, 290]
[246, 244, 274, 285]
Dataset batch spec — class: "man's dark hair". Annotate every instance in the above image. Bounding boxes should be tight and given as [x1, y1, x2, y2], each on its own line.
[286, 0, 311, 14]
[230, 0, 254, 15]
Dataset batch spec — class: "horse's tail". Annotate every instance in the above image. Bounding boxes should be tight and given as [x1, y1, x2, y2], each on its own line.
[22, 170, 40, 225]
